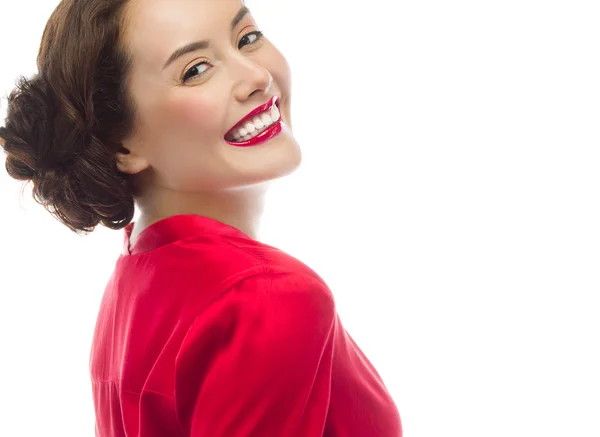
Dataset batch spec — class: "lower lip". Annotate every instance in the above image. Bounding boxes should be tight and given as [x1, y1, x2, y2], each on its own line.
[225, 118, 284, 148]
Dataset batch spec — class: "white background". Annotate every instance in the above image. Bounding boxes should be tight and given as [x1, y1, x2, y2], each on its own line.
[1, 0, 599, 436]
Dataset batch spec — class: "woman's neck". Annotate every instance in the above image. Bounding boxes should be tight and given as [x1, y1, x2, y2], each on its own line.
[130, 183, 269, 245]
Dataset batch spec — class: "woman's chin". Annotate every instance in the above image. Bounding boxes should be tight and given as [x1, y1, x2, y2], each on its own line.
[229, 130, 301, 182]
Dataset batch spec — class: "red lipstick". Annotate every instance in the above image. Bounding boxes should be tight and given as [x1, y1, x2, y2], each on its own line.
[225, 96, 283, 147]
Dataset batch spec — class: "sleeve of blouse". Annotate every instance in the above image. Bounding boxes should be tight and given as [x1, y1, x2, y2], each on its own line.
[174, 271, 336, 437]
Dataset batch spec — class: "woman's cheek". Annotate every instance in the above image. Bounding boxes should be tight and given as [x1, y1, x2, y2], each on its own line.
[162, 93, 219, 134]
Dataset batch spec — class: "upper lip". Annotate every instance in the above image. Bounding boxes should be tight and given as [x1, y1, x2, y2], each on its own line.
[226, 96, 280, 135]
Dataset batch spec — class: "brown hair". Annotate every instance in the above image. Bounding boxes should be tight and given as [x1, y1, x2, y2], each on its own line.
[0, 0, 136, 234]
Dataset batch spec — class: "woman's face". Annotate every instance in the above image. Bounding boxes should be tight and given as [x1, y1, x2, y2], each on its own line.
[118, 0, 301, 192]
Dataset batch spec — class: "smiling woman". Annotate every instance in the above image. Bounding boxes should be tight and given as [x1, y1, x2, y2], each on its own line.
[0, 0, 402, 436]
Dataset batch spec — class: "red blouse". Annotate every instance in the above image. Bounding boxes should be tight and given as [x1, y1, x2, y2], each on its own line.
[89, 214, 402, 436]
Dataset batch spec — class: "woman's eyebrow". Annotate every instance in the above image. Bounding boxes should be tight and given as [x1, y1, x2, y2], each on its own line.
[161, 6, 250, 71]
[231, 5, 250, 31]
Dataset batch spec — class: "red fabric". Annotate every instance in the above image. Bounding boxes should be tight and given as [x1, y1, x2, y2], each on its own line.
[89, 214, 402, 436]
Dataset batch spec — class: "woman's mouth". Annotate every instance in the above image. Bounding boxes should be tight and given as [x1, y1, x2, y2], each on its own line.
[225, 96, 283, 146]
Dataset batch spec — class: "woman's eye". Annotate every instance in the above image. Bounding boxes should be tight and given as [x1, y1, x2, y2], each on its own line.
[238, 30, 264, 49]
[182, 31, 264, 83]
[183, 62, 211, 83]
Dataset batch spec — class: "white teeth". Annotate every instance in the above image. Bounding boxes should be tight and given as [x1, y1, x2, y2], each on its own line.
[228, 104, 281, 142]
[253, 116, 265, 129]
[244, 121, 256, 133]
[270, 105, 280, 121]
[260, 113, 273, 125]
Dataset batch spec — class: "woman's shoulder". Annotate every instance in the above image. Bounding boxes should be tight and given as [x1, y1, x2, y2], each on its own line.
[180, 267, 337, 356]
[224, 266, 335, 308]
[165, 232, 331, 293]
[123, 232, 334, 314]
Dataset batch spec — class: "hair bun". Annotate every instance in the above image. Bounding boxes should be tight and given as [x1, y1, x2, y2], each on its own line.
[0, 74, 55, 181]
[2, 0, 137, 234]
[1, 73, 134, 234]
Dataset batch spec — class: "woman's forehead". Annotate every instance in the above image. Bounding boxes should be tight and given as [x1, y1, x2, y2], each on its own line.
[123, 0, 249, 67]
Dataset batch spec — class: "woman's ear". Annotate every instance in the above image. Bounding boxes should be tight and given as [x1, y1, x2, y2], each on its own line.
[115, 140, 150, 175]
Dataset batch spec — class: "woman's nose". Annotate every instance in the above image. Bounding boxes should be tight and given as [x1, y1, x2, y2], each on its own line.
[230, 56, 273, 102]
